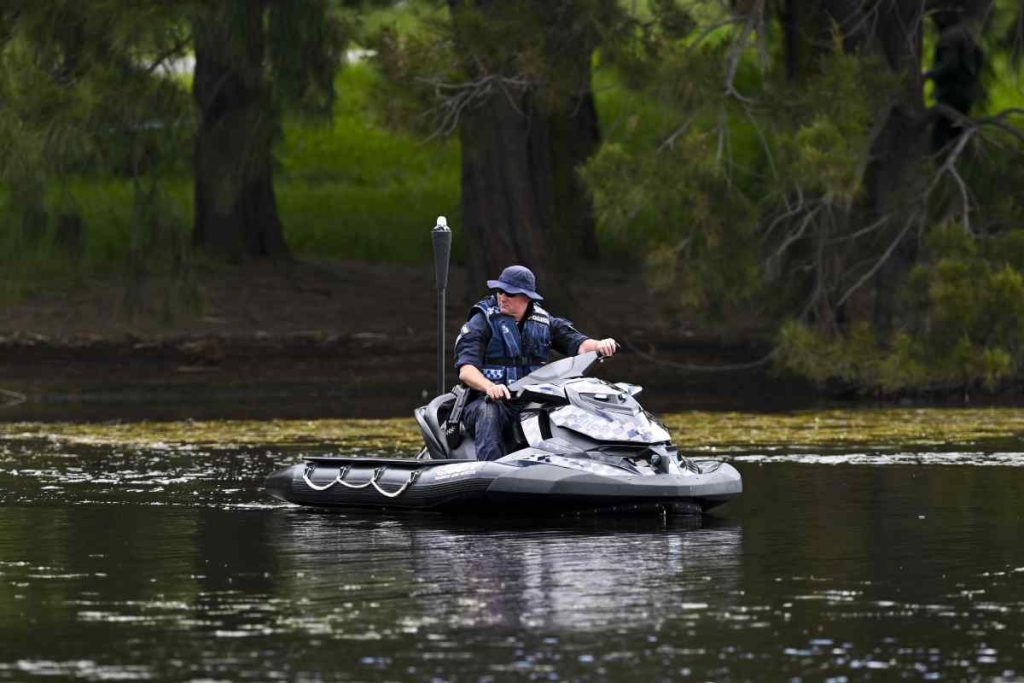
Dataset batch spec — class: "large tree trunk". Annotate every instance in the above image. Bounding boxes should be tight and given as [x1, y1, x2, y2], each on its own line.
[459, 87, 570, 303]
[192, 0, 288, 260]
[547, 83, 601, 265]
[543, 1, 602, 262]
[450, 0, 602, 309]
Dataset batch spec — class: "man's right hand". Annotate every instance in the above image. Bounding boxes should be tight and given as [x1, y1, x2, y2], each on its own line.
[485, 383, 512, 401]
[459, 364, 512, 400]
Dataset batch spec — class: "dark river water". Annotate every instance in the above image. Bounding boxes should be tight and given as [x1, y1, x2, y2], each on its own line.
[1, 431, 1023, 681]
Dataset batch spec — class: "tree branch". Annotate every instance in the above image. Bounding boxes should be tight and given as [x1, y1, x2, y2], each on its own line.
[835, 215, 918, 308]
[826, 214, 890, 244]
[723, 0, 764, 102]
[145, 36, 191, 76]
[657, 113, 697, 152]
[932, 104, 1024, 145]
[416, 73, 532, 138]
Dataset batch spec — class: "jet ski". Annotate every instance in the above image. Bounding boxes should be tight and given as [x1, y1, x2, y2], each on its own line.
[265, 351, 742, 515]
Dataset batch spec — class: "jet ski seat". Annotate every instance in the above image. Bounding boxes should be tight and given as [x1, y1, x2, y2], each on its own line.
[414, 392, 478, 460]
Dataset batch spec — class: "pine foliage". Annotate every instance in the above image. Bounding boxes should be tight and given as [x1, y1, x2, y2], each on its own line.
[580, 0, 1024, 393]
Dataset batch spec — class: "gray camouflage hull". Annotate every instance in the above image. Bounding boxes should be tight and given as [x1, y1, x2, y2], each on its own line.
[266, 456, 742, 514]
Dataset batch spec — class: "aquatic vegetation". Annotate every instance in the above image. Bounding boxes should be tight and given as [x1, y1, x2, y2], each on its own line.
[0, 418, 422, 452]
[2, 408, 1023, 453]
[662, 408, 1024, 451]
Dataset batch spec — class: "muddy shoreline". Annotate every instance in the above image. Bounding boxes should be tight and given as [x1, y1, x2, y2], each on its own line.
[0, 327, 807, 421]
[1, 259, 1010, 421]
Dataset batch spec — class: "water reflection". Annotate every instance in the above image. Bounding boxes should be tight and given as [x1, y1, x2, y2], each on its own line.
[270, 514, 742, 634]
[0, 507, 746, 680]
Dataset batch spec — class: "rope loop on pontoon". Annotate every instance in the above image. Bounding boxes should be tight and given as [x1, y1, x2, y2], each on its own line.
[303, 464, 375, 491]
[370, 468, 423, 498]
[302, 463, 422, 498]
[302, 464, 337, 491]
[334, 465, 375, 489]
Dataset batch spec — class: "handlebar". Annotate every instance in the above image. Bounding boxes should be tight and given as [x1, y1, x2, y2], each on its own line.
[483, 387, 524, 404]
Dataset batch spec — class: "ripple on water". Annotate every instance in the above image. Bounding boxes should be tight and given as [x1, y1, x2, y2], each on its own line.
[3, 660, 153, 681]
[0, 438, 287, 508]
[730, 451, 1024, 466]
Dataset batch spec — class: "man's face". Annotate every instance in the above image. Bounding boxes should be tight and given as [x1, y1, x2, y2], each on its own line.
[496, 290, 530, 320]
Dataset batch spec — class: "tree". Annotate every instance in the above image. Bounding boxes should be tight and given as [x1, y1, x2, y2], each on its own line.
[768, 0, 1013, 337]
[582, 0, 1024, 391]
[926, 1, 987, 153]
[453, 1, 622, 302]
[373, 0, 621, 306]
[190, 0, 345, 261]
[0, 1, 192, 257]
[857, 0, 931, 337]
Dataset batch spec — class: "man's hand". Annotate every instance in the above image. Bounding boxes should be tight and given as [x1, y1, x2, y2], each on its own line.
[594, 338, 618, 357]
[579, 337, 619, 357]
[459, 365, 512, 400]
[485, 383, 512, 401]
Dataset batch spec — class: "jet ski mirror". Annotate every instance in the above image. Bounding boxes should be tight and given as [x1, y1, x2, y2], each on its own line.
[614, 382, 643, 398]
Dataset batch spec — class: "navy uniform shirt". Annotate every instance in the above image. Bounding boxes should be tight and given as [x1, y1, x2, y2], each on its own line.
[454, 305, 589, 372]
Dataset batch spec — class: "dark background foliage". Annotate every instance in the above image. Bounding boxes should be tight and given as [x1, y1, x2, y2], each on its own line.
[1, 0, 1022, 395]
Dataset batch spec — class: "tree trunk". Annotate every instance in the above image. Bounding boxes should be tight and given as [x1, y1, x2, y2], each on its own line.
[779, 0, 832, 81]
[547, 56, 601, 265]
[542, 1, 602, 262]
[192, 0, 288, 260]
[459, 87, 569, 303]
[450, 0, 602, 309]
[927, 1, 988, 154]
[864, 0, 928, 337]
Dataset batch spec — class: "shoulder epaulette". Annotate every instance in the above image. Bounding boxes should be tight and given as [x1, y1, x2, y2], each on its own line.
[529, 303, 551, 324]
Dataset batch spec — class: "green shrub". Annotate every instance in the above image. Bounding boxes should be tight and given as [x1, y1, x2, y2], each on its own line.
[776, 223, 1024, 393]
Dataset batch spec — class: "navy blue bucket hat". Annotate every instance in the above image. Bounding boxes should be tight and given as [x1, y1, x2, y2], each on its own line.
[487, 265, 543, 301]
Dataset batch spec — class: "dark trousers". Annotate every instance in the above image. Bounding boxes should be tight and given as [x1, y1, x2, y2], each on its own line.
[461, 397, 524, 461]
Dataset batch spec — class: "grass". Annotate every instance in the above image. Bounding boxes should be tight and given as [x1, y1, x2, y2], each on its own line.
[276, 64, 461, 264]
[0, 61, 461, 291]
[358, 0, 447, 37]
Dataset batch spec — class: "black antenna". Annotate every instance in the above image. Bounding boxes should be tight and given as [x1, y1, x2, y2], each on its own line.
[431, 216, 452, 396]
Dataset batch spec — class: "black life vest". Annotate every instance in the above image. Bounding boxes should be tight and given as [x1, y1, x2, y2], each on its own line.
[469, 295, 551, 385]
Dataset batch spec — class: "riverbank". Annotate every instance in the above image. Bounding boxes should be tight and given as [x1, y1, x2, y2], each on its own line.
[1, 258, 814, 420]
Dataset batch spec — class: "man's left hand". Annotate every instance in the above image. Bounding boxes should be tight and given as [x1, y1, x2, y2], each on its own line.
[595, 338, 618, 357]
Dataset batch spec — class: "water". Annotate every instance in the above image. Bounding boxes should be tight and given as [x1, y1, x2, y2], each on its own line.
[1, 423, 1023, 680]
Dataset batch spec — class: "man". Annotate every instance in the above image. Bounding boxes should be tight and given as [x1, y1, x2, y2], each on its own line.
[454, 265, 618, 461]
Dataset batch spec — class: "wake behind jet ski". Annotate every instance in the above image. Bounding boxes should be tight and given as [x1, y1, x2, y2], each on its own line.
[265, 217, 742, 514]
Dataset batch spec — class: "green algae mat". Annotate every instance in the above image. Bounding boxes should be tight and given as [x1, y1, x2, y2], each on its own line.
[3, 408, 1023, 453]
